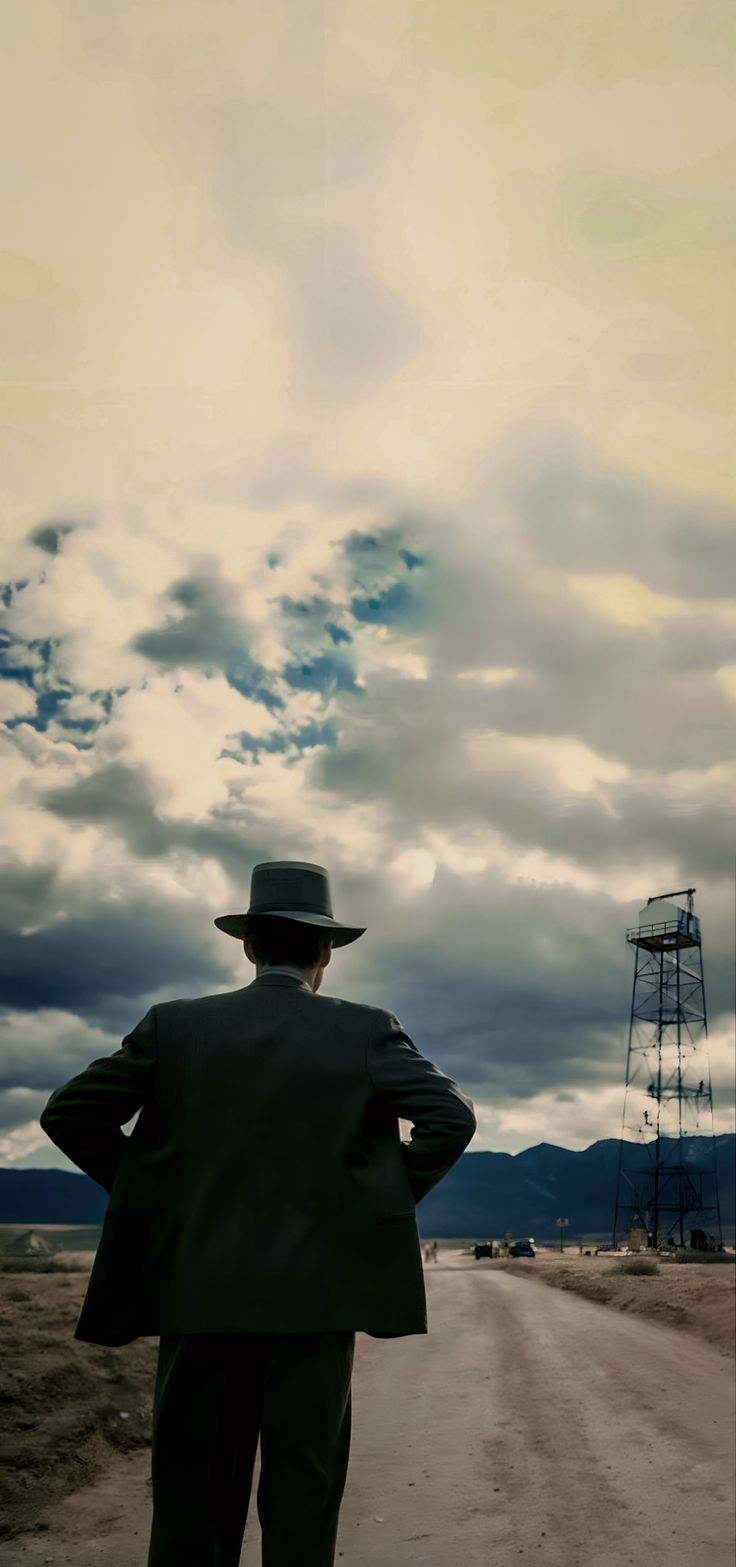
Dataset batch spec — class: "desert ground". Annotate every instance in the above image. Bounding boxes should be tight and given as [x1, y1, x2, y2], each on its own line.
[497, 1246, 736, 1356]
[1, 1233, 734, 1565]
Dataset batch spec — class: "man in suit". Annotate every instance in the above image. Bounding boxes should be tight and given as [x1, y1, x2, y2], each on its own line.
[40, 860, 477, 1566]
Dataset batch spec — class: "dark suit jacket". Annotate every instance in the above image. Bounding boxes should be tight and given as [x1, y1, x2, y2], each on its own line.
[39, 972, 476, 1344]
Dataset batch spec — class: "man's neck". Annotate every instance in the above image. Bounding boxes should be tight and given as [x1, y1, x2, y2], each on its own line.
[257, 961, 317, 989]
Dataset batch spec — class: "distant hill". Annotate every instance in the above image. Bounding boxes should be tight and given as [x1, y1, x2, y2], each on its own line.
[0, 1168, 108, 1226]
[0, 1136, 733, 1239]
[416, 1135, 735, 1239]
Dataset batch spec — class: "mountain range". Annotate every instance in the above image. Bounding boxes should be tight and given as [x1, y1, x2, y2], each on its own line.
[1, 1136, 732, 1240]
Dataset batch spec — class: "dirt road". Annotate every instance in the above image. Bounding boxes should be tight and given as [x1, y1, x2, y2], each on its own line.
[5, 1255, 734, 1566]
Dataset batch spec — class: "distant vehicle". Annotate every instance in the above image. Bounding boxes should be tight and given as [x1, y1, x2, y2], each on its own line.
[508, 1239, 536, 1258]
[474, 1242, 493, 1259]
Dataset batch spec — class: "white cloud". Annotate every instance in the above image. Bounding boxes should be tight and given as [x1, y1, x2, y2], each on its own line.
[98, 672, 275, 820]
[456, 667, 522, 687]
[568, 572, 736, 631]
[465, 730, 630, 795]
[714, 666, 736, 701]
[0, 682, 36, 721]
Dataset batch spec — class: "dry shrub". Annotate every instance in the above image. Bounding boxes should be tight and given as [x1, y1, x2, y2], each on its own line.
[0, 1257, 87, 1275]
[615, 1257, 660, 1277]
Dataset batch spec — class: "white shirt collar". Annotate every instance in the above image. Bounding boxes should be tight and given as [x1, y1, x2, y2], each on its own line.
[260, 963, 313, 983]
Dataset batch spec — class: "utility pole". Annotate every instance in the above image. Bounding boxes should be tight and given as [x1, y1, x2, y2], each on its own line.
[556, 1217, 569, 1253]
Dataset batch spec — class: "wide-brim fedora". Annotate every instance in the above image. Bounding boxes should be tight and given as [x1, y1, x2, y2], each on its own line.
[214, 860, 366, 948]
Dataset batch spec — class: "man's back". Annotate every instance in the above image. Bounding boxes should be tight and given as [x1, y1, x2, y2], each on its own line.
[41, 971, 476, 1345]
[39, 863, 478, 1566]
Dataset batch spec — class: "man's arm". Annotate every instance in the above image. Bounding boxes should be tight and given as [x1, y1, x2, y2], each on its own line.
[39, 1008, 157, 1194]
[366, 1010, 476, 1203]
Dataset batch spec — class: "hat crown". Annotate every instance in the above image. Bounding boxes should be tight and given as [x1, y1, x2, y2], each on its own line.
[249, 861, 334, 919]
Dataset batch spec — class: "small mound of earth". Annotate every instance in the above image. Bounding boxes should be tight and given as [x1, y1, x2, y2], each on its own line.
[4, 1229, 52, 1257]
[0, 1265, 158, 1540]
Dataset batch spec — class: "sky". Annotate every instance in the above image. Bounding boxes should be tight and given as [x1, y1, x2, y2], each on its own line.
[1, 0, 734, 1169]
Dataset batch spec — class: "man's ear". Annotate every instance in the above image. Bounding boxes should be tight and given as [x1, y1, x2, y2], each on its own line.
[243, 937, 256, 965]
[322, 943, 332, 968]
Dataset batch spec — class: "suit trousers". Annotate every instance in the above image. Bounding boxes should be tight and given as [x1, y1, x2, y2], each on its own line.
[147, 1329, 355, 1567]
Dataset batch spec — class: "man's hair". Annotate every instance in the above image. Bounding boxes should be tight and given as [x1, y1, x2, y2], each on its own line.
[245, 915, 332, 969]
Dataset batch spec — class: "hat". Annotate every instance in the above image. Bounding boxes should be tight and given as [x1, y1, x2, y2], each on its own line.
[214, 860, 366, 948]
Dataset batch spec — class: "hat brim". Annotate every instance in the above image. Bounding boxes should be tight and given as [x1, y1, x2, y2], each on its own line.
[214, 911, 366, 948]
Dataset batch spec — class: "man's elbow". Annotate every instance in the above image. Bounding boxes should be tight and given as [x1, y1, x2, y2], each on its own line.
[39, 1094, 65, 1136]
[449, 1095, 477, 1150]
[461, 1101, 477, 1147]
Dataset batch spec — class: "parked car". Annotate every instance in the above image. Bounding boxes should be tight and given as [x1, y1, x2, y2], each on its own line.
[508, 1239, 536, 1258]
[474, 1242, 493, 1259]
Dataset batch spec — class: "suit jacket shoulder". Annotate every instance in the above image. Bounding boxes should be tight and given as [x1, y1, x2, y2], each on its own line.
[154, 987, 394, 1027]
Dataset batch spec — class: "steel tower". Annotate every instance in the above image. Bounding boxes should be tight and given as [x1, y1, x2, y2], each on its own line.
[612, 889, 722, 1249]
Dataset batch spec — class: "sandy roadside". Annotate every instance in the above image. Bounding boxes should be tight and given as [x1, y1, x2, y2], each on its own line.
[490, 1248, 736, 1355]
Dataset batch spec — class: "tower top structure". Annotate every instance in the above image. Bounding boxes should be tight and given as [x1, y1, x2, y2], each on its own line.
[627, 889, 700, 952]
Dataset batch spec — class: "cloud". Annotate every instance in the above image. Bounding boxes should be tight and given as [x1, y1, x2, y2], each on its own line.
[27, 520, 77, 556]
[0, 682, 37, 722]
[0, 1011, 121, 1096]
[1, 2, 733, 1168]
[508, 451, 736, 602]
[0, 881, 229, 1026]
[132, 572, 285, 710]
[0, 1010, 146, 1164]
[1, 454, 731, 1156]
[282, 651, 361, 696]
[292, 231, 419, 394]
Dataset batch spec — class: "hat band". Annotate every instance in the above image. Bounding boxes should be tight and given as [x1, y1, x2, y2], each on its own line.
[248, 898, 333, 917]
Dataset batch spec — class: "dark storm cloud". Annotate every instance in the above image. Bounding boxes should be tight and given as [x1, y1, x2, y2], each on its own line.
[0, 856, 730, 1139]
[132, 572, 284, 710]
[0, 861, 58, 930]
[0, 868, 238, 1137]
[41, 763, 176, 858]
[40, 761, 271, 878]
[0, 872, 229, 1029]
[27, 520, 77, 556]
[0, 1022, 103, 1101]
[315, 666, 735, 885]
[339, 866, 734, 1104]
[0, 1088, 49, 1132]
[326, 623, 352, 645]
